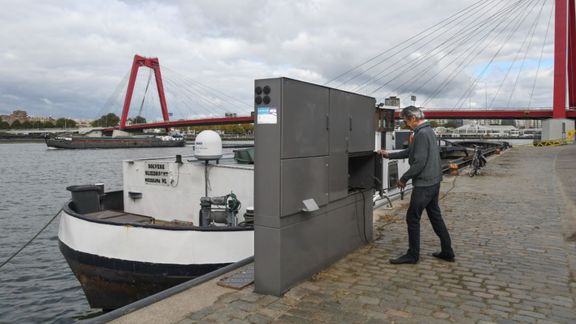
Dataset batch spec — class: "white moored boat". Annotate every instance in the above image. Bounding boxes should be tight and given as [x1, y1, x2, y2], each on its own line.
[58, 131, 254, 310]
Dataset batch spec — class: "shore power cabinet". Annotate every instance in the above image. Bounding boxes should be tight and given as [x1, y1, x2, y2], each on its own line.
[254, 77, 375, 296]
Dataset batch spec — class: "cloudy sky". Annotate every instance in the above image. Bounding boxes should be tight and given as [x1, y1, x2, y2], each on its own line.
[0, 0, 557, 120]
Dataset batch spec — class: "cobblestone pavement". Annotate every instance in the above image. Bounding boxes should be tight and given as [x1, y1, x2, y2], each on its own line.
[180, 146, 576, 323]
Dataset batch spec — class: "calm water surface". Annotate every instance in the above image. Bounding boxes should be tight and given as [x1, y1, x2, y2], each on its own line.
[0, 143, 222, 323]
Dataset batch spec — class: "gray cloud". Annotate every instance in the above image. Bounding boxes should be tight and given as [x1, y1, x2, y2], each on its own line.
[0, 0, 557, 120]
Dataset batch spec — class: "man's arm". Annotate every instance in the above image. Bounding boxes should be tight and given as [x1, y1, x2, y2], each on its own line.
[382, 148, 409, 159]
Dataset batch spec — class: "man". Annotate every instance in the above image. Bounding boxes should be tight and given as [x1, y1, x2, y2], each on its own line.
[378, 106, 454, 264]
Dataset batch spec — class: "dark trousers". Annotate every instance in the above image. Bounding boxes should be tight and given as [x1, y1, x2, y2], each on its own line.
[406, 183, 453, 258]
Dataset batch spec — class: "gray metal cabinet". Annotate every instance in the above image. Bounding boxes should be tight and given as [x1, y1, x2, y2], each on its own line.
[328, 90, 351, 201]
[281, 79, 330, 159]
[348, 95, 376, 153]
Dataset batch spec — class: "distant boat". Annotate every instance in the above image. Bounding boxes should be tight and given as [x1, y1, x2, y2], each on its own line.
[45, 130, 185, 149]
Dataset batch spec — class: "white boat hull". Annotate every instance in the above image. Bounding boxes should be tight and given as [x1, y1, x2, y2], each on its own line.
[58, 207, 253, 310]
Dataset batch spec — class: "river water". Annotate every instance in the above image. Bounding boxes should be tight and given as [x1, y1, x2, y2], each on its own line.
[0, 142, 236, 323]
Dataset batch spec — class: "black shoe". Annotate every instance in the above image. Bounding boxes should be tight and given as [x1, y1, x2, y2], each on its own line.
[432, 251, 455, 262]
[389, 254, 418, 264]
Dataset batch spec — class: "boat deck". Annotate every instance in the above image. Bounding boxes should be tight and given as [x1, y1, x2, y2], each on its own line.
[84, 210, 199, 227]
[85, 210, 154, 225]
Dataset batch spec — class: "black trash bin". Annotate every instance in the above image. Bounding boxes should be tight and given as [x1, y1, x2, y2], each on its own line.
[66, 184, 104, 214]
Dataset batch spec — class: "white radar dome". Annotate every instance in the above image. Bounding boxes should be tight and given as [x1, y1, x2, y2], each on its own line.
[194, 130, 223, 160]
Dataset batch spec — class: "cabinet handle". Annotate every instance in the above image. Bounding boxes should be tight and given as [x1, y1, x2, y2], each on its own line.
[349, 117, 353, 131]
[326, 115, 329, 130]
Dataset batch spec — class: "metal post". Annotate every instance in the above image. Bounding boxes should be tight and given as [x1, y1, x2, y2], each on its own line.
[568, 0, 576, 109]
[553, 0, 568, 118]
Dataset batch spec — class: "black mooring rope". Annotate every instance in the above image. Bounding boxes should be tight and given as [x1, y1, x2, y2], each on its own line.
[0, 209, 62, 270]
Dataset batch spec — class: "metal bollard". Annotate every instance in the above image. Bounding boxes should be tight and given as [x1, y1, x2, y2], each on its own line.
[449, 163, 459, 176]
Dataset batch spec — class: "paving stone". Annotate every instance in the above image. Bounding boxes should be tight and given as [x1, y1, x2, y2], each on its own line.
[164, 147, 576, 324]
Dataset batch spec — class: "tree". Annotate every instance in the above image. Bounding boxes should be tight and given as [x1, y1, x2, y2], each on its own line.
[10, 120, 22, 129]
[91, 113, 120, 127]
[0, 121, 9, 129]
[428, 120, 439, 128]
[444, 121, 461, 129]
[21, 120, 34, 129]
[129, 115, 147, 124]
[42, 121, 55, 128]
[55, 118, 76, 128]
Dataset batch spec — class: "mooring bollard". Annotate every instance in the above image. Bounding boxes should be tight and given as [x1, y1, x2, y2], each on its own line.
[449, 163, 459, 176]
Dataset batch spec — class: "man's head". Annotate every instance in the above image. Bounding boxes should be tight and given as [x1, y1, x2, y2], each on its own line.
[401, 106, 425, 130]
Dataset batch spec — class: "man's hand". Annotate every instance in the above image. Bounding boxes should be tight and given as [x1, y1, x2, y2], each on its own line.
[397, 179, 406, 189]
[377, 150, 389, 158]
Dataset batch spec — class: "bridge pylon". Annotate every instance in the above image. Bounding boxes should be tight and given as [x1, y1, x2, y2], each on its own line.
[119, 55, 171, 131]
[543, 0, 576, 141]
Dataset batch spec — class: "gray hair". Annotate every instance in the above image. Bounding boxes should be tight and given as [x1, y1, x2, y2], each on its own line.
[400, 106, 425, 120]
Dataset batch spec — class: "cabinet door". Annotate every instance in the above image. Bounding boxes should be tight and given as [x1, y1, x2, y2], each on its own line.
[348, 95, 376, 153]
[280, 156, 329, 217]
[281, 79, 330, 159]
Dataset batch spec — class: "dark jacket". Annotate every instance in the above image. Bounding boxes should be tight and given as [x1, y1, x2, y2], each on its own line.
[388, 122, 442, 187]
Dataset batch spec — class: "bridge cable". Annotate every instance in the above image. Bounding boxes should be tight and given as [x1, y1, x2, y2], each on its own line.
[528, 1, 554, 109]
[421, 0, 539, 107]
[389, 0, 527, 107]
[162, 77, 219, 118]
[389, 0, 529, 101]
[324, 0, 492, 87]
[422, 0, 535, 105]
[339, 0, 503, 91]
[365, 0, 525, 98]
[490, 2, 546, 107]
[161, 72, 246, 118]
[453, 0, 543, 109]
[95, 70, 130, 120]
[163, 75, 233, 118]
[136, 69, 153, 119]
[405, 0, 536, 107]
[505, 0, 548, 108]
[163, 66, 252, 110]
[352, 0, 509, 94]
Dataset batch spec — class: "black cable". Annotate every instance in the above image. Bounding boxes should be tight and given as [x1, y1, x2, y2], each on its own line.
[0, 209, 62, 270]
